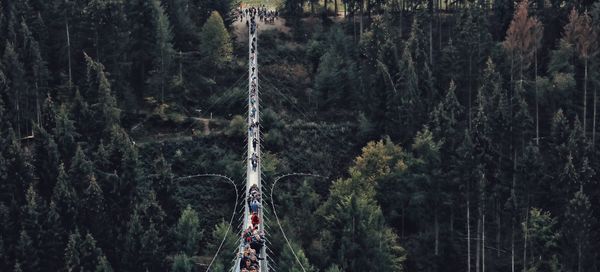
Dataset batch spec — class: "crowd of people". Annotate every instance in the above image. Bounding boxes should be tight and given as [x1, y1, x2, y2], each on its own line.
[236, 5, 279, 25]
[248, 7, 259, 173]
[239, 8, 265, 272]
[239, 185, 265, 271]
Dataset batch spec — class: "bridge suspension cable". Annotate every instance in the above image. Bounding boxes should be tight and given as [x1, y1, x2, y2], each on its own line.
[236, 6, 268, 272]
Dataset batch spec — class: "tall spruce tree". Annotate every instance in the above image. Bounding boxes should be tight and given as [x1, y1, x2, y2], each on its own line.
[51, 164, 77, 232]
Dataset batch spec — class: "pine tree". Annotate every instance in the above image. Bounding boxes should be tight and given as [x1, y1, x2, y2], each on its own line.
[523, 208, 560, 272]
[314, 27, 359, 112]
[171, 253, 193, 272]
[503, 0, 543, 83]
[175, 205, 201, 256]
[455, 6, 491, 129]
[573, 10, 598, 136]
[84, 54, 120, 136]
[2, 42, 27, 137]
[123, 191, 167, 271]
[32, 125, 60, 200]
[148, 0, 175, 104]
[563, 191, 595, 272]
[69, 145, 95, 196]
[15, 229, 38, 272]
[438, 38, 460, 90]
[0, 234, 7, 272]
[207, 221, 238, 270]
[80, 175, 104, 239]
[20, 18, 49, 121]
[2, 129, 33, 205]
[278, 241, 316, 272]
[54, 105, 78, 163]
[149, 154, 176, 222]
[317, 173, 406, 271]
[165, 0, 199, 51]
[199, 11, 232, 71]
[40, 94, 56, 133]
[105, 126, 139, 225]
[126, 0, 157, 104]
[40, 201, 66, 271]
[52, 163, 77, 230]
[95, 255, 113, 272]
[93, 140, 110, 172]
[65, 230, 104, 272]
[70, 90, 92, 141]
[21, 185, 43, 247]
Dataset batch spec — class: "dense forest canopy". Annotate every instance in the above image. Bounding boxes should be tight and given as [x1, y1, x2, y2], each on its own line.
[1, 0, 600, 271]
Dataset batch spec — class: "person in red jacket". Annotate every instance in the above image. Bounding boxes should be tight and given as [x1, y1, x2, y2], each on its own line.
[251, 212, 260, 226]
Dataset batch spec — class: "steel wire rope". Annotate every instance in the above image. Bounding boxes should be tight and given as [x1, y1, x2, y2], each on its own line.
[269, 173, 327, 272]
[257, 74, 312, 120]
[173, 174, 239, 272]
[258, 73, 352, 144]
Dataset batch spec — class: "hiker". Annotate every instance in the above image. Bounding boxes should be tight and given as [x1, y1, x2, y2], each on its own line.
[251, 156, 257, 170]
[252, 138, 258, 149]
[251, 212, 260, 226]
[250, 233, 264, 253]
[250, 198, 260, 213]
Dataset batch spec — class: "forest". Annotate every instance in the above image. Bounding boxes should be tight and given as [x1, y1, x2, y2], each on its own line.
[1, 0, 600, 271]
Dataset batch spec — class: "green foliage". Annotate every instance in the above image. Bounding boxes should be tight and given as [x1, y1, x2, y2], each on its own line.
[523, 208, 560, 272]
[317, 172, 406, 271]
[175, 205, 202, 256]
[562, 191, 595, 271]
[0, 2, 600, 272]
[16, 229, 38, 272]
[314, 27, 358, 110]
[148, 0, 175, 104]
[55, 104, 78, 156]
[123, 191, 167, 271]
[65, 230, 106, 272]
[84, 54, 120, 135]
[199, 11, 233, 71]
[278, 241, 316, 272]
[171, 253, 193, 272]
[52, 164, 77, 230]
[207, 221, 238, 270]
[225, 115, 247, 138]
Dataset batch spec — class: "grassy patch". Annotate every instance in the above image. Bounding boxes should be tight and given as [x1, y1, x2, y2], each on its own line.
[239, 0, 284, 9]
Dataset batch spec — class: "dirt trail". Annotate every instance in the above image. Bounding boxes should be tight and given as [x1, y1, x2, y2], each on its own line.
[232, 17, 290, 43]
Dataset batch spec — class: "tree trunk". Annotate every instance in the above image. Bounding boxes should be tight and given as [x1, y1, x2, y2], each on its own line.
[578, 242, 582, 272]
[160, 46, 165, 104]
[476, 217, 481, 272]
[467, 197, 471, 272]
[468, 55, 473, 130]
[35, 86, 40, 126]
[429, 0, 433, 66]
[496, 203, 501, 257]
[535, 50, 539, 145]
[334, 0, 338, 16]
[359, 0, 364, 39]
[401, 206, 405, 239]
[482, 212, 486, 272]
[593, 85, 597, 145]
[584, 59, 588, 136]
[435, 208, 439, 256]
[66, 19, 72, 91]
[523, 210, 528, 272]
[511, 222, 515, 272]
[450, 204, 454, 235]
